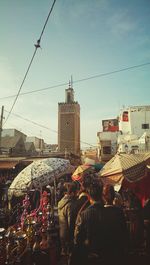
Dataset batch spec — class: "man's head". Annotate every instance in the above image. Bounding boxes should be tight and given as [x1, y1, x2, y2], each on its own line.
[66, 182, 78, 197]
[102, 184, 115, 205]
[86, 181, 103, 203]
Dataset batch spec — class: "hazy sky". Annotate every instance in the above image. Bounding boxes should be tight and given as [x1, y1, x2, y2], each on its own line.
[0, 0, 150, 148]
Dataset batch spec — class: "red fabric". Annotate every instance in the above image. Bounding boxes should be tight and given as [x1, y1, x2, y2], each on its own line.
[122, 171, 150, 207]
[109, 125, 119, 132]
[72, 174, 83, 182]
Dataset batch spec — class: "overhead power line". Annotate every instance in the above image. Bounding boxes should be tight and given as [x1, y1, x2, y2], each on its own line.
[74, 61, 150, 83]
[0, 61, 150, 100]
[4, 109, 95, 147]
[4, 0, 57, 124]
[0, 82, 68, 100]
[5, 110, 57, 133]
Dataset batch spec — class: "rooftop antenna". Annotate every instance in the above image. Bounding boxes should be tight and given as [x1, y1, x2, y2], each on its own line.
[71, 75, 73, 88]
[68, 79, 71, 89]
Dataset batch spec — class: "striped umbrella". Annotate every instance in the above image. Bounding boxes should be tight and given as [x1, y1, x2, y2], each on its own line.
[99, 153, 150, 190]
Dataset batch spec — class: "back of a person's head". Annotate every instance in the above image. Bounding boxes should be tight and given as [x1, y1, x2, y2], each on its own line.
[103, 184, 115, 204]
[80, 180, 90, 193]
[86, 182, 103, 202]
[67, 182, 78, 195]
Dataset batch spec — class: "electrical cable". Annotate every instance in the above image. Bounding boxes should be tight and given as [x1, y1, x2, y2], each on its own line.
[4, 49, 38, 125]
[3, 60, 149, 146]
[3, 0, 57, 124]
[4, 109, 96, 147]
[0, 61, 150, 100]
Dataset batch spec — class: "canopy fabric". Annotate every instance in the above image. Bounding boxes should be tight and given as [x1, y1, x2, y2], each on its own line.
[72, 164, 92, 182]
[123, 171, 150, 206]
[100, 172, 123, 188]
[8, 158, 73, 198]
[99, 153, 150, 183]
[0, 161, 18, 169]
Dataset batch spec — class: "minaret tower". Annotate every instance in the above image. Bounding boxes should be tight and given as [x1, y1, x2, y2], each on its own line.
[58, 78, 80, 155]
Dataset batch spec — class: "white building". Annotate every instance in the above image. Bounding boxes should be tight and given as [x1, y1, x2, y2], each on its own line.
[97, 106, 150, 161]
[118, 105, 150, 153]
[26, 136, 45, 153]
[2, 129, 27, 141]
[119, 105, 150, 136]
[97, 131, 120, 162]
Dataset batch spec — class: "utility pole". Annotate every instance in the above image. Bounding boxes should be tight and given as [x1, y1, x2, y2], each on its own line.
[0, 105, 4, 154]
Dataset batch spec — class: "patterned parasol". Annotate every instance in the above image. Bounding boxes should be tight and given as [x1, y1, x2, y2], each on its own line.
[8, 158, 74, 198]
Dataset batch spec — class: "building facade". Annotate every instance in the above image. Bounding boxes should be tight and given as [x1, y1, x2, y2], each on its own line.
[26, 136, 45, 154]
[1, 135, 26, 155]
[97, 131, 120, 162]
[2, 129, 27, 141]
[58, 84, 80, 155]
[119, 105, 150, 136]
[118, 105, 150, 153]
[97, 106, 150, 161]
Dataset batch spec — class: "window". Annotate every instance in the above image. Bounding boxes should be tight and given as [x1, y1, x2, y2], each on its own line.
[103, 146, 111, 154]
[122, 111, 128, 122]
[142, 124, 149, 129]
[131, 146, 139, 154]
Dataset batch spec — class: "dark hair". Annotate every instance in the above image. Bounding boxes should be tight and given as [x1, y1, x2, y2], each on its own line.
[86, 182, 103, 201]
[67, 182, 78, 195]
[103, 184, 115, 204]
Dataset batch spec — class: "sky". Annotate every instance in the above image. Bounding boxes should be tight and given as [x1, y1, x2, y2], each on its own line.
[0, 0, 150, 148]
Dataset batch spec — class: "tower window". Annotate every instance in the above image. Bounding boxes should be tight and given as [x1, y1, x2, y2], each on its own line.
[103, 146, 111, 154]
[142, 124, 149, 129]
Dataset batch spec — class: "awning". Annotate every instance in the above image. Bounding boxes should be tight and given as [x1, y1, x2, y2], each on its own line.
[0, 161, 18, 169]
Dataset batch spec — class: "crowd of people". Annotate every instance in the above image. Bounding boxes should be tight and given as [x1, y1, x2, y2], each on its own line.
[56, 176, 150, 265]
[0, 171, 150, 265]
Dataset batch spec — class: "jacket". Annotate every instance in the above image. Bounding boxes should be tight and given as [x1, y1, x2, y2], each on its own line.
[58, 195, 77, 248]
[74, 202, 128, 265]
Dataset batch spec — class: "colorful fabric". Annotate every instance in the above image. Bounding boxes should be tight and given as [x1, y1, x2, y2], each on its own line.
[72, 165, 91, 182]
